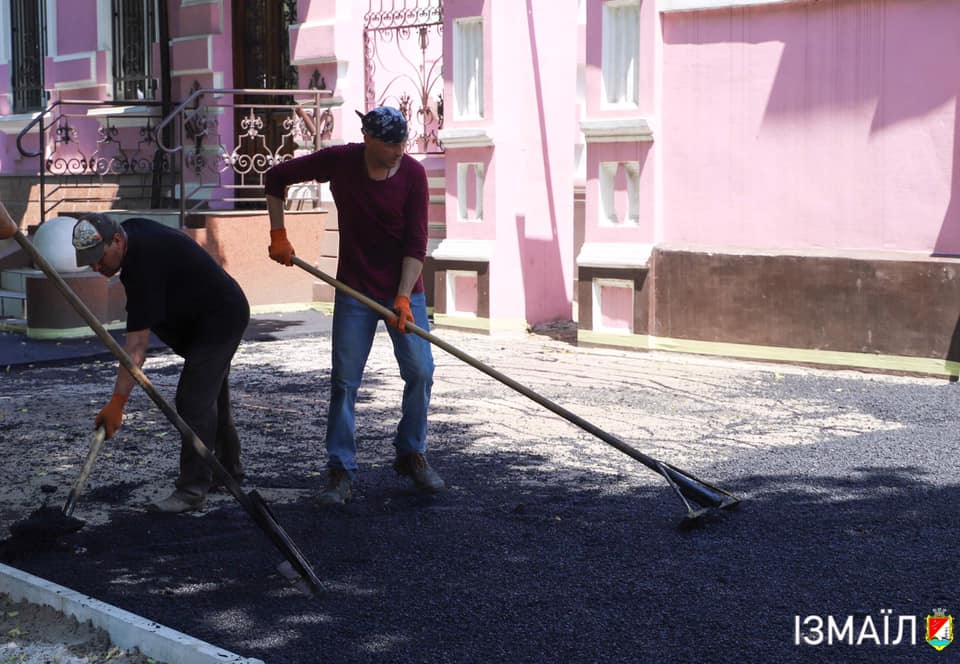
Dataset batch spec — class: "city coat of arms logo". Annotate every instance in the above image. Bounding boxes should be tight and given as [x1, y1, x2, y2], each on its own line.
[926, 609, 953, 651]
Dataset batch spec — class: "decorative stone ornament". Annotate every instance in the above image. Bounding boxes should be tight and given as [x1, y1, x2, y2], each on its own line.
[32, 217, 88, 273]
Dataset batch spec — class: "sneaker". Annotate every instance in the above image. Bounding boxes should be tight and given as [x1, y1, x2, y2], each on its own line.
[148, 490, 206, 514]
[393, 453, 445, 493]
[317, 468, 352, 506]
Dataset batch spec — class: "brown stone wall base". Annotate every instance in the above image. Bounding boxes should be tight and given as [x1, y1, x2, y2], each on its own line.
[185, 209, 334, 308]
[25, 271, 125, 335]
[653, 248, 960, 360]
[577, 246, 960, 374]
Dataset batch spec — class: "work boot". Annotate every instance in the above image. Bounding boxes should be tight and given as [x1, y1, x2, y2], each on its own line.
[394, 453, 445, 493]
[317, 468, 352, 506]
[149, 490, 206, 514]
[209, 470, 245, 493]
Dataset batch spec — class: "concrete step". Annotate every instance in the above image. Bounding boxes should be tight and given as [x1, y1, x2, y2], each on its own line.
[1, 268, 41, 293]
[0, 316, 26, 333]
[0, 289, 26, 319]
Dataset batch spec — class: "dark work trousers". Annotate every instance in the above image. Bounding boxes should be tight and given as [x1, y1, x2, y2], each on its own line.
[167, 303, 249, 496]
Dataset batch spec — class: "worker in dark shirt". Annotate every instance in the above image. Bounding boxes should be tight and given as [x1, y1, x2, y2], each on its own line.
[264, 105, 444, 505]
[72, 213, 250, 513]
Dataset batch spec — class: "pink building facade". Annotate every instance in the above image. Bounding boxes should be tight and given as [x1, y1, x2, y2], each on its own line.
[1, 0, 958, 376]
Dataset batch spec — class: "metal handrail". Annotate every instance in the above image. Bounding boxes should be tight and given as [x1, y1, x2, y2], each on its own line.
[155, 87, 332, 152]
[15, 99, 169, 223]
[13, 89, 334, 226]
[15, 99, 167, 157]
[154, 87, 334, 224]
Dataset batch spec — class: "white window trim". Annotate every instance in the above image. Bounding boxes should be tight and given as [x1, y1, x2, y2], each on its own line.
[599, 160, 641, 227]
[580, 117, 653, 143]
[97, 0, 112, 51]
[660, 0, 799, 11]
[456, 161, 484, 223]
[577, 242, 652, 268]
[0, 4, 10, 67]
[437, 127, 493, 148]
[431, 238, 494, 262]
[592, 277, 634, 335]
[600, 0, 640, 109]
[446, 270, 479, 317]
[453, 17, 483, 120]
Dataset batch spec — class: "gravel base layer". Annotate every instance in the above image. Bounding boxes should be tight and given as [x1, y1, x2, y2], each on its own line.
[0, 318, 957, 663]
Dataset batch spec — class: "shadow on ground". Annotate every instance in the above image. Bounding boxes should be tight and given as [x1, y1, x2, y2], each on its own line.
[4, 423, 955, 663]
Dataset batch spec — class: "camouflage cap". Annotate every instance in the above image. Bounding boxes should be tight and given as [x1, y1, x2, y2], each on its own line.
[72, 213, 121, 266]
[355, 106, 408, 144]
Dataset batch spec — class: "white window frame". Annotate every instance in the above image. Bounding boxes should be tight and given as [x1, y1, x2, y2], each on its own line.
[453, 17, 483, 120]
[599, 161, 640, 227]
[601, 0, 640, 108]
[446, 270, 479, 317]
[456, 161, 484, 222]
[660, 0, 797, 11]
[592, 278, 634, 334]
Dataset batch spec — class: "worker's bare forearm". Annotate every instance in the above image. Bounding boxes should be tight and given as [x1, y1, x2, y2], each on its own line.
[267, 195, 286, 230]
[113, 329, 151, 396]
[397, 257, 423, 297]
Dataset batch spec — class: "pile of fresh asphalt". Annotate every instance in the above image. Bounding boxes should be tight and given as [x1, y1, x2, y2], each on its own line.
[1, 316, 957, 662]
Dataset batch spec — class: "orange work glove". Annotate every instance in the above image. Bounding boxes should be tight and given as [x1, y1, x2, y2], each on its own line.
[389, 295, 414, 333]
[0, 206, 16, 240]
[95, 393, 129, 439]
[268, 228, 295, 266]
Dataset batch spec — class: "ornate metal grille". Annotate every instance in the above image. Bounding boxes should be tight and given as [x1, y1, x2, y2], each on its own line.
[364, 0, 444, 154]
[112, 0, 157, 101]
[11, 0, 47, 113]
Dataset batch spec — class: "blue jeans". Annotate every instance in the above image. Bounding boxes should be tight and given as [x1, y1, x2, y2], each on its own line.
[326, 290, 434, 475]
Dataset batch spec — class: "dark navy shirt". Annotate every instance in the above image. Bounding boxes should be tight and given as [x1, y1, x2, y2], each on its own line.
[118, 218, 247, 348]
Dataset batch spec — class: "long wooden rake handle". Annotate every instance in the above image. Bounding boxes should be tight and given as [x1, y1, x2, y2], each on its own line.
[291, 256, 740, 522]
[1, 205, 321, 591]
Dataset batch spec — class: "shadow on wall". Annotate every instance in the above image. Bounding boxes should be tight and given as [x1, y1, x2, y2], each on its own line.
[662, 0, 960, 255]
[515, 0, 573, 326]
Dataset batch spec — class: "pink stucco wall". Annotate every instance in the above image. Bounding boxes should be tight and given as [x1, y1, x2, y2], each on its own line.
[485, 0, 577, 323]
[56, 0, 98, 54]
[661, 0, 960, 254]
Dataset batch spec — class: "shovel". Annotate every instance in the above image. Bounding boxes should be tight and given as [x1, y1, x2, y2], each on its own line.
[7, 427, 107, 545]
[292, 256, 740, 525]
[0, 203, 321, 592]
[63, 426, 107, 518]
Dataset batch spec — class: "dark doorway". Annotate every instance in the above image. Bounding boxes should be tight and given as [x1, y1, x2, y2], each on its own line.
[231, 0, 300, 205]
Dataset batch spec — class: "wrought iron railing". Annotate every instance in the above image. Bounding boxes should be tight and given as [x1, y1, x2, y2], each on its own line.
[16, 99, 171, 222]
[155, 87, 337, 222]
[15, 88, 337, 225]
[364, 0, 444, 154]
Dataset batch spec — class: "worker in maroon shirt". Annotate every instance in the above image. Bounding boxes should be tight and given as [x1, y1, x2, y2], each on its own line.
[264, 106, 444, 505]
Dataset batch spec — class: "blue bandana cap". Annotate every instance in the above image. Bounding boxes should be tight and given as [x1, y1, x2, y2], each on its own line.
[356, 106, 408, 144]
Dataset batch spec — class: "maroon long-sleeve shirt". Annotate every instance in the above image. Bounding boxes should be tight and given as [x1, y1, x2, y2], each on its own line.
[265, 143, 429, 299]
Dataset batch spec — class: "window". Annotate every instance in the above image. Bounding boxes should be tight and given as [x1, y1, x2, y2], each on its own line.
[599, 161, 640, 226]
[601, 0, 639, 106]
[112, 0, 156, 100]
[453, 18, 483, 119]
[456, 161, 484, 222]
[11, 0, 47, 113]
[592, 278, 634, 334]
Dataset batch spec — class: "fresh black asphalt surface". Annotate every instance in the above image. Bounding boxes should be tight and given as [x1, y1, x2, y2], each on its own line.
[1, 311, 958, 663]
